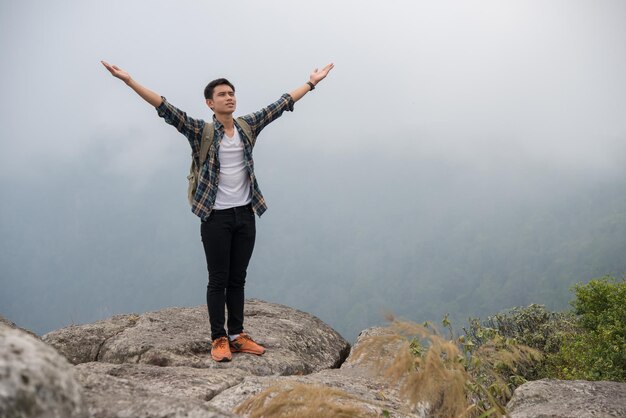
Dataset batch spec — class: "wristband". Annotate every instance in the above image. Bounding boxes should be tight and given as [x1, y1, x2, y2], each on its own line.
[307, 81, 315, 91]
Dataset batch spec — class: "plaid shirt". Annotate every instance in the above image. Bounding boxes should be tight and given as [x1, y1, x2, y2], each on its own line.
[156, 93, 294, 220]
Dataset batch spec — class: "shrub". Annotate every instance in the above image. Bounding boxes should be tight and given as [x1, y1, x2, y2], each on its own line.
[465, 276, 626, 382]
[464, 304, 578, 380]
[557, 275, 626, 381]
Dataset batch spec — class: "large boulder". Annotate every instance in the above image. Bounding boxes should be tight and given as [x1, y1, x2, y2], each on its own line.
[507, 379, 626, 418]
[43, 299, 352, 418]
[0, 314, 39, 338]
[0, 322, 86, 418]
[44, 299, 350, 376]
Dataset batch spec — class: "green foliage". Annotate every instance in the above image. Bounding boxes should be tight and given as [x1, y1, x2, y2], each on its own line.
[408, 337, 424, 357]
[464, 276, 626, 382]
[465, 304, 577, 380]
[458, 331, 541, 415]
[557, 276, 626, 381]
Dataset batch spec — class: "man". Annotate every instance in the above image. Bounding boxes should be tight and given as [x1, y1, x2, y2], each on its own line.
[101, 60, 334, 362]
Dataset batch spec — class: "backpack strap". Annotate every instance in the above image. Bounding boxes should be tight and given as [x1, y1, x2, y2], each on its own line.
[235, 117, 256, 147]
[198, 122, 215, 166]
[198, 118, 254, 166]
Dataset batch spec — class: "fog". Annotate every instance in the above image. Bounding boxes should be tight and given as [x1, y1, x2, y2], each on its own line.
[1, 0, 625, 341]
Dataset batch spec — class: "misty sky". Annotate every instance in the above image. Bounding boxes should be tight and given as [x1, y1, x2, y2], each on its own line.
[1, 0, 625, 339]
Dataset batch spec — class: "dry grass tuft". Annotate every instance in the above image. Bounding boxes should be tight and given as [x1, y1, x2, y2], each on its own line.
[353, 316, 541, 417]
[234, 383, 379, 418]
[353, 321, 469, 417]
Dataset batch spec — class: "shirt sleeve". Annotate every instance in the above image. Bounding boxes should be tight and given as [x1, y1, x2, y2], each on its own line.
[156, 97, 205, 154]
[239, 93, 295, 138]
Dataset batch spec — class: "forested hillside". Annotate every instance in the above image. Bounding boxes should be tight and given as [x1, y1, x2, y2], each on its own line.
[2, 143, 625, 341]
[252, 145, 626, 340]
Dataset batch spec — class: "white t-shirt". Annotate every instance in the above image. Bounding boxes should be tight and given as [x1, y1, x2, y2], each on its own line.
[213, 128, 252, 209]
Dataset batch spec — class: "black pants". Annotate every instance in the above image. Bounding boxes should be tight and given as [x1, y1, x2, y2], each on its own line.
[200, 204, 256, 340]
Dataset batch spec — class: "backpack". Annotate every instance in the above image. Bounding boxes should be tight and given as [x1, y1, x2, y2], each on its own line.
[187, 118, 254, 206]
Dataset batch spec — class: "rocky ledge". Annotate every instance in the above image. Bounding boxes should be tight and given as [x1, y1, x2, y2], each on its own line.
[2, 300, 625, 417]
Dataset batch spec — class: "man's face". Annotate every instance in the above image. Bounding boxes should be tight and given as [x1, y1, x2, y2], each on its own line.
[207, 84, 236, 115]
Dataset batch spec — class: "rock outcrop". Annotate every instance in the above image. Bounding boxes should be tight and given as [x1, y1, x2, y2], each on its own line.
[0, 322, 86, 418]
[506, 379, 626, 418]
[0, 314, 39, 338]
[3, 303, 625, 417]
[43, 299, 361, 417]
[43, 299, 349, 375]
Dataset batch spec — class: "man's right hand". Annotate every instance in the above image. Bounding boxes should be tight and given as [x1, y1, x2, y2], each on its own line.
[101, 61, 131, 84]
[100, 60, 163, 107]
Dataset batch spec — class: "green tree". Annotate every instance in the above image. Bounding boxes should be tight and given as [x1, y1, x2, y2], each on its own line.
[464, 276, 626, 382]
[558, 276, 626, 381]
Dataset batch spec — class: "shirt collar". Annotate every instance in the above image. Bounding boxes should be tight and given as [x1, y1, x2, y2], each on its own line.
[212, 114, 224, 132]
[212, 115, 242, 139]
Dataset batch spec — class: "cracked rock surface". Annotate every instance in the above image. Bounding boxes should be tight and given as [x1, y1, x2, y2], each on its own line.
[507, 379, 626, 418]
[42, 299, 352, 417]
[74, 363, 240, 418]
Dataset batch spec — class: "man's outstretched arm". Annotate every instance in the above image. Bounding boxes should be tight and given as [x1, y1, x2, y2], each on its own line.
[289, 63, 334, 102]
[101, 61, 163, 108]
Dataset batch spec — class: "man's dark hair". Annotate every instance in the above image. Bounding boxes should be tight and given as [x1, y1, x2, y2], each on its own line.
[204, 78, 235, 100]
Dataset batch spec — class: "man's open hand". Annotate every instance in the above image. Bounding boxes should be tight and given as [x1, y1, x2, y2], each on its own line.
[101, 61, 131, 83]
[100, 61, 162, 107]
[310, 63, 334, 86]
